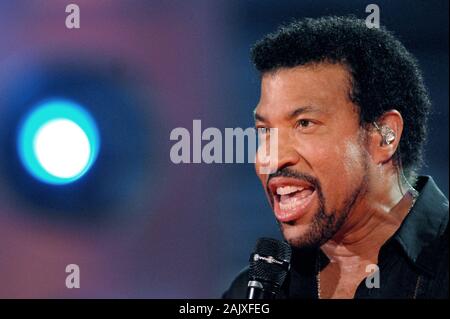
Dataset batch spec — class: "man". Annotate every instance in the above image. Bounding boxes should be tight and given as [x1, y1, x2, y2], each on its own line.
[223, 16, 448, 299]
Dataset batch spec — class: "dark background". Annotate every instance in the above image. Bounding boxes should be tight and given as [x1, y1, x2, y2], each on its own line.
[0, 0, 447, 298]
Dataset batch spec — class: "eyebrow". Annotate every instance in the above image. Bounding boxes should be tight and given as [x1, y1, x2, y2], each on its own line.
[288, 106, 321, 119]
[254, 105, 321, 122]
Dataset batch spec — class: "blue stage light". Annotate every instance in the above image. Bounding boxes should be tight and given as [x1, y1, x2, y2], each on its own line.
[17, 99, 100, 185]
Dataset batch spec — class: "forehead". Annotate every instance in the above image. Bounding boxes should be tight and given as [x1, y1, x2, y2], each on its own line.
[255, 63, 355, 118]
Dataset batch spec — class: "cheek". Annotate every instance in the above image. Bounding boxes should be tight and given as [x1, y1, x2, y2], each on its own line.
[299, 139, 338, 172]
[341, 141, 366, 173]
[301, 139, 366, 200]
[301, 135, 364, 171]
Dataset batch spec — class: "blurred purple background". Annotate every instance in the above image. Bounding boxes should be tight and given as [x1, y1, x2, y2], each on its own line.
[0, 0, 447, 298]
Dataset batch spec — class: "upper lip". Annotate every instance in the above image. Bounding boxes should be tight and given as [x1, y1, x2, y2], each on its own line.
[267, 177, 314, 196]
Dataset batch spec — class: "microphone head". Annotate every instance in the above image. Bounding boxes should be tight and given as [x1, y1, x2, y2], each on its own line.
[248, 237, 292, 291]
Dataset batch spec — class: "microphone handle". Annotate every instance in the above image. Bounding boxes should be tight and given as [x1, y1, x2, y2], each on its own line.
[247, 280, 277, 299]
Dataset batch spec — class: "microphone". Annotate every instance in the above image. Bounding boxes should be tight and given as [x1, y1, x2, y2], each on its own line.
[247, 237, 292, 299]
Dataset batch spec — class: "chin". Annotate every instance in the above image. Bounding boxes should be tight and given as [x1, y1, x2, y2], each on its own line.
[280, 223, 322, 249]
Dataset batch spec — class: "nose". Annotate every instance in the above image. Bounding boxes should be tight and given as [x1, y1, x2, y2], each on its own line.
[276, 130, 301, 171]
[256, 128, 300, 174]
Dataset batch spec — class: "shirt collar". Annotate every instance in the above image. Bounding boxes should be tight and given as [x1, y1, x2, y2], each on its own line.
[391, 176, 449, 275]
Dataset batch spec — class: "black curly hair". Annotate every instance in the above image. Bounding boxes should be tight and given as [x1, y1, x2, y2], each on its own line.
[251, 16, 430, 183]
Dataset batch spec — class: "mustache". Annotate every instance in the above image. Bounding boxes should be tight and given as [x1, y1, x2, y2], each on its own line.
[266, 167, 320, 192]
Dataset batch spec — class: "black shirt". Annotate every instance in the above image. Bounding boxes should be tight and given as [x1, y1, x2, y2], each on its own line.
[223, 176, 449, 299]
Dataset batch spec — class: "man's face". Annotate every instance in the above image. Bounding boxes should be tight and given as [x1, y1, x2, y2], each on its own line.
[254, 63, 370, 249]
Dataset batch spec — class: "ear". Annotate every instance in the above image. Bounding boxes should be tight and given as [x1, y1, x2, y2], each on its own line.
[367, 110, 403, 165]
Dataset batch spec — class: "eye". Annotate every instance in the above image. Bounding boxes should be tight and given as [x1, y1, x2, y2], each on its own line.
[297, 119, 313, 128]
[295, 119, 319, 133]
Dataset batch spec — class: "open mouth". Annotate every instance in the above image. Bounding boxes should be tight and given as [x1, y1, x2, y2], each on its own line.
[268, 178, 317, 223]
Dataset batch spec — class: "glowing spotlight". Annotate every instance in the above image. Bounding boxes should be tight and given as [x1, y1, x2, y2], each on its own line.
[17, 99, 100, 185]
[34, 119, 91, 178]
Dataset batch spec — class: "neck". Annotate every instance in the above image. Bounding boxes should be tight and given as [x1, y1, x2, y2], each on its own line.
[321, 176, 416, 264]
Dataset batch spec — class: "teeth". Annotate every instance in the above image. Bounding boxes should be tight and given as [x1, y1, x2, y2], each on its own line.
[279, 197, 301, 210]
[276, 186, 304, 195]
